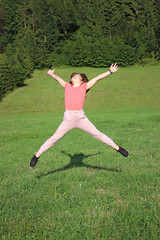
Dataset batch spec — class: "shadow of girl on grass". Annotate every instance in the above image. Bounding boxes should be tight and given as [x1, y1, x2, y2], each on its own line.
[37, 151, 122, 178]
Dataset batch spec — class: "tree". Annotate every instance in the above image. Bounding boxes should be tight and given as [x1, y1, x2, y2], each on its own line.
[1, 0, 20, 50]
[154, 0, 160, 59]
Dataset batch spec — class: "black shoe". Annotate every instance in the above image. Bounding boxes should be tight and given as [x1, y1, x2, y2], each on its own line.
[30, 153, 39, 168]
[117, 147, 129, 158]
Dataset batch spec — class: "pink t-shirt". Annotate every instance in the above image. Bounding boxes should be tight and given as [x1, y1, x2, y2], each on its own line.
[65, 82, 87, 110]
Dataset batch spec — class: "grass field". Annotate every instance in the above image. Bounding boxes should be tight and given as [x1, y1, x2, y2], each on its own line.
[0, 66, 160, 239]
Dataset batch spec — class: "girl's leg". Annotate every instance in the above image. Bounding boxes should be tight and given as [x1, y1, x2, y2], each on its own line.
[37, 120, 74, 156]
[30, 111, 77, 167]
[76, 115, 117, 149]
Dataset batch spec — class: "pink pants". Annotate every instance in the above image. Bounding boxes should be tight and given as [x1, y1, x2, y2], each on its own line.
[38, 110, 117, 155]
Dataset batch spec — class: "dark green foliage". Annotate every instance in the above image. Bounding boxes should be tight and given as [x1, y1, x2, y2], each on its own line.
[0, 50, 27, 100]
[0, 0, 20, 51]
[54, 0, 159, 67]
[0, 0, 160, 99]
[0, 53, 21, 99]
[154, 0, 160, 59]
[0, 1, 5, 53]
[14, 28, 35, 75]
[0, 54, 12, 98]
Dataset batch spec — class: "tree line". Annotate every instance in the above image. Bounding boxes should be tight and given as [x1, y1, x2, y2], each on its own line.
[0, 0, 160, 99]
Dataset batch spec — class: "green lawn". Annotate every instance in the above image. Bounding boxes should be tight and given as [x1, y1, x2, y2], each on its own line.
[0, 66, 160, 239]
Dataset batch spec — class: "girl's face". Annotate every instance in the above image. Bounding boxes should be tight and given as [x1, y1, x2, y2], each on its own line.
[71, 74, 83, 84]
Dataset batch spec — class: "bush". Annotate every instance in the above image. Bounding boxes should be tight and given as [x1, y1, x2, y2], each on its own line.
[53, 35, 139, 68]
[139, 58, 160, 67]
[0, 54, 16, 99]
[0, 51, 31, 100]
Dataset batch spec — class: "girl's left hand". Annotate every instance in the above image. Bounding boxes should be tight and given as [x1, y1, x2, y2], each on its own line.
[110, 63, 118, 73]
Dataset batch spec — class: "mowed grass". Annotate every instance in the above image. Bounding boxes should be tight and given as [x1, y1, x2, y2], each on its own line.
[0, 66, 160, 239]
[0, 65, 160, 114]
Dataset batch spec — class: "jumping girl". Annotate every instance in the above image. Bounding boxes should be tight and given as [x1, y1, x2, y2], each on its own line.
[30, 63, 129, 168]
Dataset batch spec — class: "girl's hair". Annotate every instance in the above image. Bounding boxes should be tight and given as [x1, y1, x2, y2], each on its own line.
[70, 72, 79, 80]
[80, 73, 90, 92]
[70, 72, 90, 92]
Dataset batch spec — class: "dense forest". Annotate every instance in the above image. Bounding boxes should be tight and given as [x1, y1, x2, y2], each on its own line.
[0, 0, 160, 99]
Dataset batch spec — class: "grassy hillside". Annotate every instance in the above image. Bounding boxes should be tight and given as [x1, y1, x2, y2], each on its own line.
[0, 65, 160, 116]
[0, 66, 160, 239]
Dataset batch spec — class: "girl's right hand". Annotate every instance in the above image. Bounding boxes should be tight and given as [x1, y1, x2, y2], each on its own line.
[47, 69, 56, 76]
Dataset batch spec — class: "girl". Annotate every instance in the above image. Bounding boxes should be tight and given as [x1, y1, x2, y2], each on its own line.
[30, 63, 129, 168]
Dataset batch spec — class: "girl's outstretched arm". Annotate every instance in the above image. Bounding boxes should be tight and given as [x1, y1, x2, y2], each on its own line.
[47, 69, 66, 88]
[87, 63, 118, 90]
